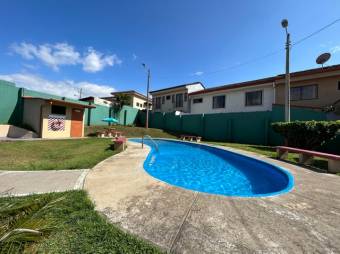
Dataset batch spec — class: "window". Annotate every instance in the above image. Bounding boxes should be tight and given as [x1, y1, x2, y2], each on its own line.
[212, 95, 225, 109]
[175, 93, 183, 107]
[51, 105, 66, 115]
[338, 81, 340, 90]
[162, 96, 165, 104]
[184, 93, 188, 102]
[166, 95, 171, 100]
[245, 90, 263, 106]
[155, 97, 161, 109]
[291, 85, 318, 101]
[136, 102, 140, 107]
[193, 98, 203, 104]
[172, 95, 175, 103]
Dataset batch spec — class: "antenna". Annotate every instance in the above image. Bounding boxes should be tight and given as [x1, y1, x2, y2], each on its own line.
[316, 52, 331, 68]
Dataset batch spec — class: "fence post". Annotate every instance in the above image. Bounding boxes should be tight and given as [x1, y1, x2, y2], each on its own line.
[264, 119, 269, 145]
[124, 110, 127, 126]
[201, 114, 205, 138]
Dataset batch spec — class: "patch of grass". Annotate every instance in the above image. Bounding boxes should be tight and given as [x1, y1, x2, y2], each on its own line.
[207, 141, 329, 172]
[0, 191, 163, 253]
[0, 138, 119, 171]
[85, 125, 178, 139]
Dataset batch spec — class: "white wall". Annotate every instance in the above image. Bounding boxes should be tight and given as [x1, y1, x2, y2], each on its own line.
[132, 96, 148, 110]
[190, 84, 274, 114]
[152, 83, 204, 113]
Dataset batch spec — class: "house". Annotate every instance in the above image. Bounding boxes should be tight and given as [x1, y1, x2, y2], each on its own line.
[22, 95, 94, 138]
[189, 78, 275, 114]
[189, 64, 340, 115]
[275, 64, 340, 111]
[150, 82, 205, 113]
[79, 96, 112, 107]
[102, 90, 151, 110]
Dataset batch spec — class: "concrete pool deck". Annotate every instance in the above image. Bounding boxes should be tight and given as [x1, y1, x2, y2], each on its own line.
[85, 141, 340, 253]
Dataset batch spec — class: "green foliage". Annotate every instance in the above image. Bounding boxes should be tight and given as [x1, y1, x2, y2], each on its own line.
[0, 191, 163, 253]
[271, 120, 340, 150]
[112, 94, 132, 112]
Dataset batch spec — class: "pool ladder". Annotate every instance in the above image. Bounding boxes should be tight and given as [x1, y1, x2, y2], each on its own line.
[142, 135, 159, 152]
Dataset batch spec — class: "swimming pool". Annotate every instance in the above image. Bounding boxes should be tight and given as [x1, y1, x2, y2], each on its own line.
[130, 139, 294, 197]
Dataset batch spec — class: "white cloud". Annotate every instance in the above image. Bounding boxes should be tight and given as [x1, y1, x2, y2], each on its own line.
[132, 54, 137, 61]
[82, 48, 121, 73]
[0, 73, 115, 98]
[10, 42, 121, 73]
[193, 71, 204, 76]
[330, 46, 340, 54]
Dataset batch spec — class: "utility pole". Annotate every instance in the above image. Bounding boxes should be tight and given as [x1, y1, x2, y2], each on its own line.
[142, 63, 151, 129]
[281, 19, 291, 122]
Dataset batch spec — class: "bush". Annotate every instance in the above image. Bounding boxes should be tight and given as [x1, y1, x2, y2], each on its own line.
[271, 120, 340, 150]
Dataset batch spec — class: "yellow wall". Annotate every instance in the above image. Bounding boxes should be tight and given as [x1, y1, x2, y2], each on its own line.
[275, 72, 340, 108]
[41, 103, 72, 139]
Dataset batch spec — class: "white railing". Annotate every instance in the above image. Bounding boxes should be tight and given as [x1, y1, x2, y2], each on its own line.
[142, 135, 159, 152]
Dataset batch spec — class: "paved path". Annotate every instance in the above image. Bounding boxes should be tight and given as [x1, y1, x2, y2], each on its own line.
[0, 169, 89, 197]
[85, 141, 340, 254]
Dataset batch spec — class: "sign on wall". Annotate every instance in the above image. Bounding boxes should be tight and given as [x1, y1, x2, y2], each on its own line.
[48, 114, 65, 131]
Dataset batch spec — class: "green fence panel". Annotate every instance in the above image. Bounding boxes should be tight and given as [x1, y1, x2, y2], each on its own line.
[204, 113, 229, 141]
[87, 104, 112, 126]
[164, 113, 181, 132]
[149, 112, 164, 129]
[118, 105, 139, 125]
[230, 111, 271, 145]
[182, 114, 204, 136]
[0, 81, 23, 125]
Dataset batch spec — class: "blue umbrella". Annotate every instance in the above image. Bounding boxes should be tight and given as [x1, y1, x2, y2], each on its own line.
[102, 117, 119, 123]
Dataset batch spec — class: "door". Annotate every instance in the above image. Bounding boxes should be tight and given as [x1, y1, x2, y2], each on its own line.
[70, 108, 84, 137]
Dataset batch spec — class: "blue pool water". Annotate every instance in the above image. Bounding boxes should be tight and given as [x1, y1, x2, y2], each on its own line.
[130, 139, 294, 197]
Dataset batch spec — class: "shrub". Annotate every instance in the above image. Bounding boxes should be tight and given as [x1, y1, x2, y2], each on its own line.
[271, 120, 340, 150]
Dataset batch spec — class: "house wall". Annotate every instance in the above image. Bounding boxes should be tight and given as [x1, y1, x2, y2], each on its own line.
[41, 104, 72, 139]
[190, 84, 274, 114]
[23, 99, 43, 135]
[132, 96, 148, 110]
[152, 87, 190, 113]
[275, 72, 340, 108]
[151, 83, 204, 113]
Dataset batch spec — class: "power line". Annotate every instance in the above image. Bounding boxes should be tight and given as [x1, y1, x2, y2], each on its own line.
[292, 18, 340, 46]
[157, 17, 340, 80]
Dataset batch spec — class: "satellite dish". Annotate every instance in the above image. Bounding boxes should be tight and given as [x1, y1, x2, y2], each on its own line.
[316, 52, 331, 67]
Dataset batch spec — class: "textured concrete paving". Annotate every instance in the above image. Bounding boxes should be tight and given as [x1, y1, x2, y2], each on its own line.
[85, 141, 340, 253]
[0, 169, 89, 196]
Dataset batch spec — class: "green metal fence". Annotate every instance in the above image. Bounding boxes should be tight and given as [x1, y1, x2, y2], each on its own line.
[0, 81, 23, 125]
[138, 105, 339, 154]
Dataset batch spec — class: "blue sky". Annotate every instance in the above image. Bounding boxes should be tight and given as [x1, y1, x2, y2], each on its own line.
[0, 0, 340, 98]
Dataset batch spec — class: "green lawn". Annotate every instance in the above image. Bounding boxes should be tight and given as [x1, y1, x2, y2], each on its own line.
[0, 138, 118, 171]
[85, 125, 177, 139]
[207, 141, 329, 172]
[0, 191, 163, 253]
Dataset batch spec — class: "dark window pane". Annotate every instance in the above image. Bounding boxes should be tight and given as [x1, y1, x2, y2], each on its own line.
[245, 91, 262, 106]
[291, 87, 300, 101]
[51, 105, 66, 115]
[175, 94, 183, 107]
[166, 95, 171, 100]
[212, 95, 225, 109]
[193, 98, 203, 104]
[162, 96, 165, 104]
[155, 97, 161, 109]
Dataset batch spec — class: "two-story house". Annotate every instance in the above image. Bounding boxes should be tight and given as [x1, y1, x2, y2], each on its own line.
[150, 82, 205, 113]
[102, 90, 151, 110]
